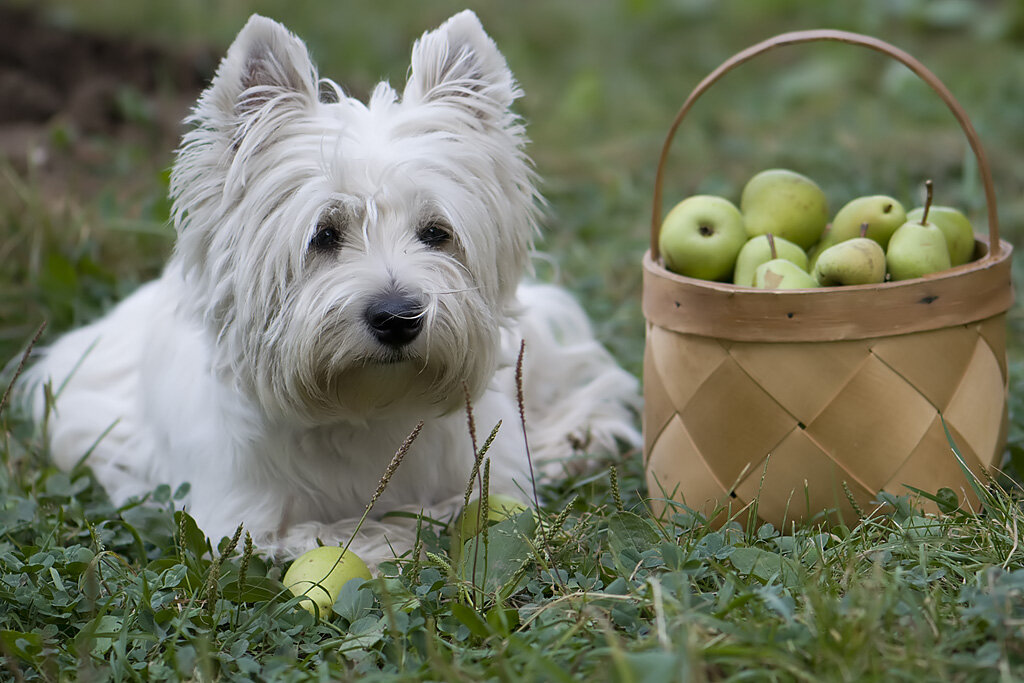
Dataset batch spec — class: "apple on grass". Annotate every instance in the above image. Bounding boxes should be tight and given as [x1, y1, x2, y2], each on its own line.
[450, 494, 531, 565]
[283, 546, 372, 615]
[658, 195, 747, 281]
[453, 494, 529, 547]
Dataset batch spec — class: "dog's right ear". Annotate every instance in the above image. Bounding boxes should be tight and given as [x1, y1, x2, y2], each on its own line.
[170, 15, 321, 283]
[197, 14, 319, 126]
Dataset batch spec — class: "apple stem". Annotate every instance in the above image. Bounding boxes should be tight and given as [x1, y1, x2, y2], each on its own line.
[859, 222, 869, 239]
[921, 179, 934, 225]
[766, 233, 777, 260]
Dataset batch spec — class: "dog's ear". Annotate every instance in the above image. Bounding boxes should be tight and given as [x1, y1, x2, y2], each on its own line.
[201, 14, 319, 124]
[403, 10, 519, 120]
[170, 16, 321, 279]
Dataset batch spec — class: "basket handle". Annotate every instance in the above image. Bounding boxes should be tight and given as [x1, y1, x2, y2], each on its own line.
[650, 29, 1000, 261]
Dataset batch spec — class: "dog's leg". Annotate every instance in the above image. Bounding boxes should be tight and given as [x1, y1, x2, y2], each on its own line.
[20, 283, 166, 501]
[259, 494, 467, 571]
[508, 283, 642, 474]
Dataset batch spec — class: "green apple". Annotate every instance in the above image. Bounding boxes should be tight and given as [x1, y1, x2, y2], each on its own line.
[451, 494, 530, 562]
[806, 223, 834, 273]
[659, 195, 747, 281]
[454, 494, 529, 543]
[886, 181, 952, 281]
[283, 546, 372, 615]
[830, 195, 906, 249]
[740, 169, 829, 249]
[907, 205, 974, 266]
[752, 259, 819, 290]
[813, 237, 886, 286]
[732, 234, 808, 287]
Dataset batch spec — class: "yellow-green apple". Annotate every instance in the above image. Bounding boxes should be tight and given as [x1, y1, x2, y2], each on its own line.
[830, 195, 906, 249]
[886, 181, 952, 280]
[740, 169, 829, 249]
[283, 546, 372, 614]
[733, 233, 808, 287]
[907, 205, 974, 266]
[659, 195, 747, 281]
[451, 494, 530, 561]
[752, 259, 819, 289]
[813, 231, 887, 286]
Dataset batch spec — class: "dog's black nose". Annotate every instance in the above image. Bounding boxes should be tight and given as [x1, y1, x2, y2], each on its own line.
[364, 293, 425, 347]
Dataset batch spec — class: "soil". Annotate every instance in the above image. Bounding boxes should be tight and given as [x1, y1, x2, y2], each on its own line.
[0, 5, 215, 198]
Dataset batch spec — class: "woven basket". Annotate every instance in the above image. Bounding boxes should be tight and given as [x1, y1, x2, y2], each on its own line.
[643, 30, 1015, 528]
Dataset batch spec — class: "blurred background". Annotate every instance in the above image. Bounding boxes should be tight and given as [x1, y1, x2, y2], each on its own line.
[2, 0, 1023, 381]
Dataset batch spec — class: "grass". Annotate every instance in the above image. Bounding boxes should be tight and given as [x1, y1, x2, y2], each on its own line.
[2, 0, 1024, 680]
[2, 396, 1023, 681]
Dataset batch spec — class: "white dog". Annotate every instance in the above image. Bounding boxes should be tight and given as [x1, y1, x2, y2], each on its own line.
[22, 11, 639, 564]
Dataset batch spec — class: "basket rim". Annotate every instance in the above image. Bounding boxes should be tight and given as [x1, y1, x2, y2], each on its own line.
[651, 29, 1002, 261]
[643, 235, 1014, 342]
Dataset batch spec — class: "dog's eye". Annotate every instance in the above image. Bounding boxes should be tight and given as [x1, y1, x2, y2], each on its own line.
[310, 224, 343, 252]
[417, 221, 452, 249]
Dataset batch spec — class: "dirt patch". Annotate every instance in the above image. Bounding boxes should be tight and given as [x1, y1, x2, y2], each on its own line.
[0, 6, 215, 198]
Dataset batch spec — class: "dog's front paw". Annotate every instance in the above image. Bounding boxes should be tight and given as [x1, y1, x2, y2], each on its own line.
[260, 496, 466, 572]
[258, 519, 416, 573]
[535, 421, 641, 479]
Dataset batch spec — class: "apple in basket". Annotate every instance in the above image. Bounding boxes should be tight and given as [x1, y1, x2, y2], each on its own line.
[749, 234, 817, 290]
[752, 258, 818, 290]
[813, 224, 887, 286]
[827, 194, 907, 249]
[740, 168, 829, 249]
[733, 233, 808, 287]
[658, 195, 747, 281]
[906, 204, 974, 266]
[886, 180, 952, 281]
[659, 171, 977, 287]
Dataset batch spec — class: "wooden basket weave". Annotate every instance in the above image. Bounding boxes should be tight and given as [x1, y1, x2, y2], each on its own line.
[643, 30, 1015, 527]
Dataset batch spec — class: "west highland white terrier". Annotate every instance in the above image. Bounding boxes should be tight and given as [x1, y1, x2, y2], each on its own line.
[22, 11, 640, 564]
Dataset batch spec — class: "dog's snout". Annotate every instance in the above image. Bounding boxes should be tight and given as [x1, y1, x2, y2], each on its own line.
[364, 293, 425, 347]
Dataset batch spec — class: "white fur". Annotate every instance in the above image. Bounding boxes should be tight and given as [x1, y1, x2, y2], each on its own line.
[21, 12, 640, 566]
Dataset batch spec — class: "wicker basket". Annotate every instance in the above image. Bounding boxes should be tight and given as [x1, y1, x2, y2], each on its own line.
[643, 30, 1015, 528]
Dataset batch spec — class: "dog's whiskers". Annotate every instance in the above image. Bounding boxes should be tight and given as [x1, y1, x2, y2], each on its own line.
[422, 285, 478, 295]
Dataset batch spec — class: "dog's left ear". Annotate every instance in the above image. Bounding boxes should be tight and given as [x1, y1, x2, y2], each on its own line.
[403, 10, 519, 120]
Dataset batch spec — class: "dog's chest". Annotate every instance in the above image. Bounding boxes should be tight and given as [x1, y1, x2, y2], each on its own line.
[262, 417, 472, 520]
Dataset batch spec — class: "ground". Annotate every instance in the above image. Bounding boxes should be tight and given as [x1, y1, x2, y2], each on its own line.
[0, 5, 208, 206]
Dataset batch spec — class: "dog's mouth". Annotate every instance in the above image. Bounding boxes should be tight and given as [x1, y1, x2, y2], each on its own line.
[358, 346, 422, 369]
[307, 350, 460, 420]
[368, 351, 406, 366]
